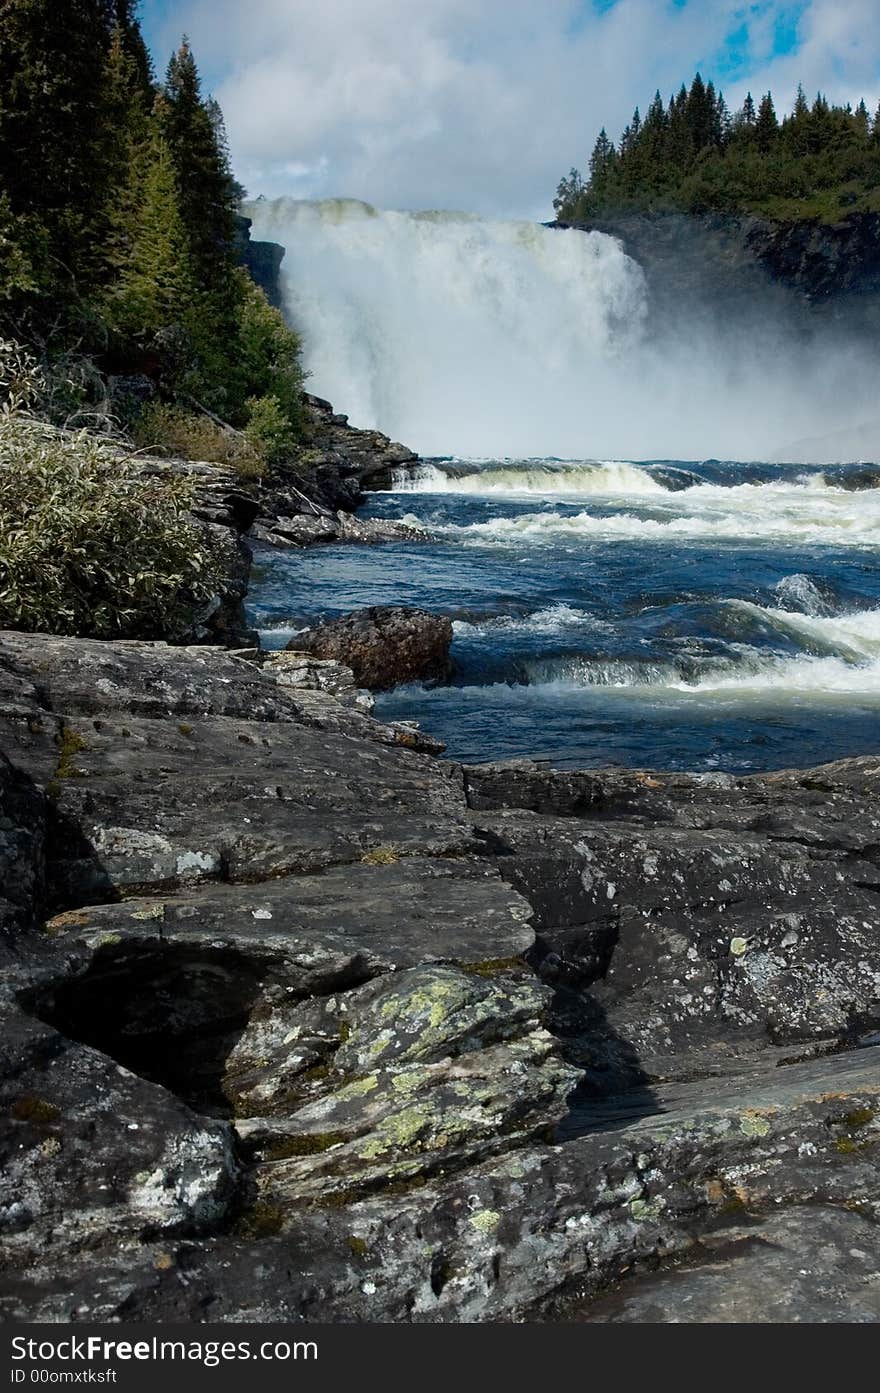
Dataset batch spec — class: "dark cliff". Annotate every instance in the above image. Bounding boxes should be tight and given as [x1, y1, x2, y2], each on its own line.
[556, 210, 880, 331]
[235, 213, 285, 310]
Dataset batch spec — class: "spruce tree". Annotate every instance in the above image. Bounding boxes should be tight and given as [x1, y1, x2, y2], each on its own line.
[755, 93, 778, 151]
[110, 98, 197, 343]
[99, 24, 152, 285]
[588, 130, 615, 183]
[112, 0, 154, 95]
[740, 92, 756, 128]
[159, 38, 244, 408]
[0, 0, 117, 327]
[552, 72, 880, 222]
[161, 40, 240, 293]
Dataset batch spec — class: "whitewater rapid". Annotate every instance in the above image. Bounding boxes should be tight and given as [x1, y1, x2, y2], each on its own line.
[250, 451, 880, 769]
[247, 197, 880, 461]
[397, 459, 880, 549]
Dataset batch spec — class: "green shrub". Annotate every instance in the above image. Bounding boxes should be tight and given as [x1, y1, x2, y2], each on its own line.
[244, 393, 297, 466]
[131, 400, 264, 479]
[234, 273, 307, 438]
[0, 407, 229, 640]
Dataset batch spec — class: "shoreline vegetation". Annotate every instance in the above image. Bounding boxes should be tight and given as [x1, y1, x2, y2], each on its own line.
[555, 73, 880, 225]
[0, 4, 418, 640]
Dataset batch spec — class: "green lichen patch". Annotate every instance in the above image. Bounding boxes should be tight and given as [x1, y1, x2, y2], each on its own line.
[86, 931, 123, 950]
[360, 846, 399, 866]
[739, 1112, 771, 1138]
[833, 1105, 876, 1155]
[129, 903, 166, 922]
[630, 1196, 666, 1222]
[468, 1209, 501, 1235]
[347, 1236, 368, 1258]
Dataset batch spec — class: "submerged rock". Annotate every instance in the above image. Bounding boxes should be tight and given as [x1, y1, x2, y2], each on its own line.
[287, 605, 454, 690]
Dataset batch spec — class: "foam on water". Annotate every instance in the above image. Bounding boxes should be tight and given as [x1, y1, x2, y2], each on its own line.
[452, 602, 609, 636]
[391, 460, 667, 496]
[447, 481, 880, 548]
[520, 601, 880, 700]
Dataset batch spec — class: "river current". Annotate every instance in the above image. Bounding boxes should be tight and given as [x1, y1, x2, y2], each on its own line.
[249, 457, 880, 773]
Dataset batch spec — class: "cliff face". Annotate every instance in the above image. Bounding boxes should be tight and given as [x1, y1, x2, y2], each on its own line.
[557, 210, 880, 329]
[235, 213, 285, 309]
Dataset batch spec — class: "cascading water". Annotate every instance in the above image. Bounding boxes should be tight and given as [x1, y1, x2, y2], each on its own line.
[245, 198, 880, 772]
[247, 197, 880, 461]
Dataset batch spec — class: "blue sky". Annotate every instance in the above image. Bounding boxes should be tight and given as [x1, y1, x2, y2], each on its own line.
[136, 1, 879, 216]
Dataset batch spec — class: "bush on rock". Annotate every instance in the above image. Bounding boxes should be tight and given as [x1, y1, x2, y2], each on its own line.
[0, 348, 227, 639]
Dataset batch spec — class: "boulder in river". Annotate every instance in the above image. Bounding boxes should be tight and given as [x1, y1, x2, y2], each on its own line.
[286, 604, 453, 690]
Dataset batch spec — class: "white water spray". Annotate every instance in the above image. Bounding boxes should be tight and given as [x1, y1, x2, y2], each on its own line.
[248, 198, 880, 461]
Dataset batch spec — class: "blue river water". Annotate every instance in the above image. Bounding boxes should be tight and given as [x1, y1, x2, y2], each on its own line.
[248, 458, 880, 772]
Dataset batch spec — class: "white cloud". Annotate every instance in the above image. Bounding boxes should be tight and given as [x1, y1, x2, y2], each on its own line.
[154, 0, 880, 217]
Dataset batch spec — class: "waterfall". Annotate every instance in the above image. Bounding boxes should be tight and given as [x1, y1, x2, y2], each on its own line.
[247, 197, 880, 461]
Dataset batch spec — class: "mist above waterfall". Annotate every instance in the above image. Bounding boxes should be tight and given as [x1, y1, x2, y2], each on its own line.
[247, 198, 880, 461]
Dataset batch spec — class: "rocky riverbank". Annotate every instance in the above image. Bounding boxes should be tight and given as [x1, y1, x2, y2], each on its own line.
[0, 617, 878, 1322]
[0, 379, 878, 1323]
[114, 391, 426, 648]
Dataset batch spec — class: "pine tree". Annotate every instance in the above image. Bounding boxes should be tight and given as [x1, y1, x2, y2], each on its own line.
[755, 93, 778, 151]
[112, 0, 154, 95]
[589, 129, 615, 182]
[161, 39, 240, 292]
[740, 92, 756, 128]
[551, 72, 880, 222]
[0, 0, 118, 326]
[99, 24, 152, 284]
[110, 97, 197, 342]
[686, 73, 713, 150]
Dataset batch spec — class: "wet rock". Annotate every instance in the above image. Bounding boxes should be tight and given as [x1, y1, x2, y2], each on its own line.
[835, 465, 880, 490]
[252, 512, 428, 548]
[230, 965, 576, 1204]
[287, 606, 453, 690]
[6, 1046, 874, 1323]
[466, 758, 880, 1086]
[253, 393, 421, 519]
[245, 1025, 576, 1204]
[36, 862, 535, 1004]
[261, 651, 371, 708]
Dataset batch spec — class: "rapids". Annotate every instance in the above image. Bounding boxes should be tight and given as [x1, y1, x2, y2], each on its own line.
[250, 457, 880, 772]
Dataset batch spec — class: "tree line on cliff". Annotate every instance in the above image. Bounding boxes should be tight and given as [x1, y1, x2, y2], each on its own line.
[555, 74, 880, 225]
[0, 0, 304, 461]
